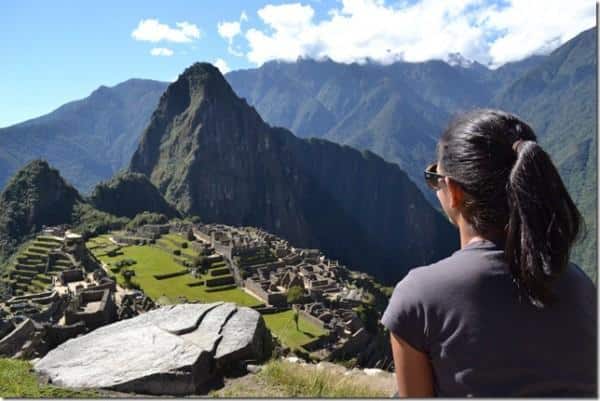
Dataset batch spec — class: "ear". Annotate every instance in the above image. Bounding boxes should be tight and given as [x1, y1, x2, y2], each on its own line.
[445, 177, 464, 209]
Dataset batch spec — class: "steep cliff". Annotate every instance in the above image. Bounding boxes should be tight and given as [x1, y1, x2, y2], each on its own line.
[130, 63, 458, 283]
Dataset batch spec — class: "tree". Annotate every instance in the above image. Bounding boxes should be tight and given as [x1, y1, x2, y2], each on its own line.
[286, 285, 304, 304]
[293, 309, 299, 331]
[192, 255, 204, 268]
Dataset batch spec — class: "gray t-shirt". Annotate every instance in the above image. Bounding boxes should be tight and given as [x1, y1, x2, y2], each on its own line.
[381, 239, 597, 397]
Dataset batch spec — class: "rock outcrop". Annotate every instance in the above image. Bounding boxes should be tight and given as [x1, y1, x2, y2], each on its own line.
[129, 62, 458, 284]
[34, 303, 272, 395]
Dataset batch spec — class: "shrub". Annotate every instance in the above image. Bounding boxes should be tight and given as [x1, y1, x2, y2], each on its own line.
[115, 259, 136, 268]
[287, 286, 304, 304]
[173, 249, 181, 256]
[122, 270, 136, 279]
[126, 212, 168, 230]
[181, 242, 188, 249]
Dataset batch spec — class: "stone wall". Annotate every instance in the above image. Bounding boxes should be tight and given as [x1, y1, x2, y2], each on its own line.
[65, 289, 116, 330]
[59, 269, 84, 285]
[328, 327, 371, 360]
[244, 278, 288, 306]
[244, 279, 269, 303]
[0, 318, 35, 356]
[205, 276, 235, 287]
[302, 333, 333, 352]
[45, 321, 86, 349]
[267, 293, 287, 307]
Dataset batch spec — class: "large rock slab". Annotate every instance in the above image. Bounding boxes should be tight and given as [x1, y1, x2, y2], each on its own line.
[34, 302, 272, 395]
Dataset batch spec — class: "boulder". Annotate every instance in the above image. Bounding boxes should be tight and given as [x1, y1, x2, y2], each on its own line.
[35, 302, 272, 395]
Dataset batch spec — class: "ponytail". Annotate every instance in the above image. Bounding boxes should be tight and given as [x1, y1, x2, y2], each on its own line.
[505, 140, 583, 307]
[438, 109, 584, 308]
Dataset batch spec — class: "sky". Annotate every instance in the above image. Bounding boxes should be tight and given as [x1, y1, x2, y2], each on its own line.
[0, 0, 596, 128]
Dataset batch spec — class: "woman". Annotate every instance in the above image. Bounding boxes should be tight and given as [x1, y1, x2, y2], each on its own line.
[381, 109, 597, 397]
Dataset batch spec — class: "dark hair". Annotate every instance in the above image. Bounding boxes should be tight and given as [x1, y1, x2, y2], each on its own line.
[437, 109, 583, 307]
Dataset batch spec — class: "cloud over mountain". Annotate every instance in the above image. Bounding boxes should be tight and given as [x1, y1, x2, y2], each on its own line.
[220, 0, 594, 68]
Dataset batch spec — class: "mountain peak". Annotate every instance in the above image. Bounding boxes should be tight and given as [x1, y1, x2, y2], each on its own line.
[446, 52, 474, 68]
[0, 159, 82, 261]
[128, 61, 458, 284]
[174, 62, 232, 95]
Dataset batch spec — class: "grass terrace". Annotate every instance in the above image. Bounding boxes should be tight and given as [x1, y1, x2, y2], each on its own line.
[156, 233, 198, 258]
[262, 310, 328, 352]
[86, 233, 262, 307]
[7, 235, 69, 296]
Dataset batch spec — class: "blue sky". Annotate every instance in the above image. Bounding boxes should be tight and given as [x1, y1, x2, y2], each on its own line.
[0, 0, 595, 128]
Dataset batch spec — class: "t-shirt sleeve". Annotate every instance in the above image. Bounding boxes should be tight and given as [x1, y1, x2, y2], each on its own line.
[380, 271, 429, 353]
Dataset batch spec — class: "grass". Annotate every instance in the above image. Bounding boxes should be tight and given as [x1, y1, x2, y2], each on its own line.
[262, 310, 328, 351]
[212, 359, 392, 398]
[87, 234, 262, 307]
[157, 233, 197, 258]
[0, 358, 98, 398]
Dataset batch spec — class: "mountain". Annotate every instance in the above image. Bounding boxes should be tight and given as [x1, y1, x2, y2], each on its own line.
[0, 79, 168, 193]
[493, 27, 597, 280]
[225, 28, 596, 279]
[130, 63, 459, 284]
[0, 160, 82, 263]
[89, 172, 181, 219]
[225, 56, 546, 206]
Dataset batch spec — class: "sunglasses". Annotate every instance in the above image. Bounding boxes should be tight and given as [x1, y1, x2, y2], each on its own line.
[424, 163, 449, 190]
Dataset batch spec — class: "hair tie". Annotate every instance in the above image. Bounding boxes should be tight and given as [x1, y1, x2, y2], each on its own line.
[512, 139, 525, 153]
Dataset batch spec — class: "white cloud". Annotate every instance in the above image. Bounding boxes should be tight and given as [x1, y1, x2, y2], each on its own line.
[483, 0, 596, 67]
[242, 0, 595, 67]
[150, 47, 174, 56]
[214, 58, 231, 74]
[217, 12, 250, 57]
[132, 19, 201, 43]
[218, 21, 241, 42]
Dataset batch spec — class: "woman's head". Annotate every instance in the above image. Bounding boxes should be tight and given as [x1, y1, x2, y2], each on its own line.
[434, 109, 583, 307]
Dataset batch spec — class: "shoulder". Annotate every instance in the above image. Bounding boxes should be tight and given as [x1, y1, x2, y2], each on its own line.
[560, 262, 597, 298]
[395, 250, 474, 294]
[380, 256, 459, 352]
[382, 249, 494, 324]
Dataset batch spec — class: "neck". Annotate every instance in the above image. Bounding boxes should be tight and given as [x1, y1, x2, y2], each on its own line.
[457, 218, 502, 249]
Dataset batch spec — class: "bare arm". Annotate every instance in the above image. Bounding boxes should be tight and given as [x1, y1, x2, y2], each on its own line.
[390, 332, 434, 397]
